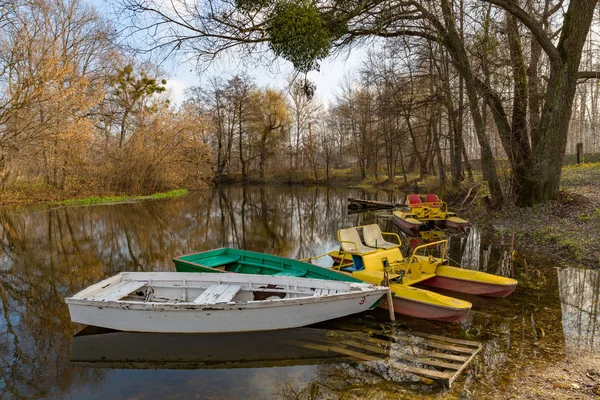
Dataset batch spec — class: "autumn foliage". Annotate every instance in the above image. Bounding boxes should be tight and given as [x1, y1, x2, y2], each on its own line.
[0, 0, 213, 202]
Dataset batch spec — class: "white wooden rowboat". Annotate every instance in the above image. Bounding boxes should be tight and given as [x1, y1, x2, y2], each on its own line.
[65, 272, 389, 333]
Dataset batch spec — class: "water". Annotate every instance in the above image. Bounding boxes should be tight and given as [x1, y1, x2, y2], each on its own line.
[0, 185, 598, 399]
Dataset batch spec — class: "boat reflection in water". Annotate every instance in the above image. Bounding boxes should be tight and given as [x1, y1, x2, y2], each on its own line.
[70, 325, 391, 370]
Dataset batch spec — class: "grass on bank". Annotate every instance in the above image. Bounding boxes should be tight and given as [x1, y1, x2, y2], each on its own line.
[50, 189, 189, 206]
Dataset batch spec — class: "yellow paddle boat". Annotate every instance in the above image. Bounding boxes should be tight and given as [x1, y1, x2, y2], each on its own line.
[393, 194, 469, 236]
[325, 225, 517, 322]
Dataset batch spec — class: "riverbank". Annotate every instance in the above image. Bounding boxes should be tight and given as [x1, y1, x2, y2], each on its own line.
[464, 162, 600, 270]
[50, 189, 189, 206]
[495, 353, 600, 399]
[0, 183, 190, 207]
[215, 169, 422, 189]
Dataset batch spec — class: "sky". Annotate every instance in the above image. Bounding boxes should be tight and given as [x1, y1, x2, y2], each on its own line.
[162, 49, 366, 106]
[89, 0, 367, 106]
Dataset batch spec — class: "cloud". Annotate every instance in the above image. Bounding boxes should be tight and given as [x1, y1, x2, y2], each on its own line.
[164, 79, 189, 105]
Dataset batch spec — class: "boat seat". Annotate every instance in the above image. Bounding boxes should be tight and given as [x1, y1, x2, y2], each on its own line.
[91, 280, 148, 301]
[338, 228, 377, 255]
[425, 194, 442, 208]
[363, 224, 399, 249]
[408, 194, 422, 208]
[197, 255, 240, 267]
[193, 284, 242, 304]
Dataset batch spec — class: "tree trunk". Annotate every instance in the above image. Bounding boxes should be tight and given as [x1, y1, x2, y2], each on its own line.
[433, 106, 446, 186]
[119, 109, 130, 148]
[439, 0, 504, 206]
[516, 0, 596, 206]
[237, 103, 247, 179]
[259, 146, 265, 179]
[456, 0, 464, 186]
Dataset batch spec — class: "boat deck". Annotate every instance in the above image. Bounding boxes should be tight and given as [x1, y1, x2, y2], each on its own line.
[353, 269, 436, 287]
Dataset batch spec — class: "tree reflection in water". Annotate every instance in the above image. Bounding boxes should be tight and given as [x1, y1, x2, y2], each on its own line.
[558, 267, 600, 352]
[0, 186, 596, 399]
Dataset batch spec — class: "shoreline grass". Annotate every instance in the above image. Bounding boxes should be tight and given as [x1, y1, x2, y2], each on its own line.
[50, 189, 189, 206]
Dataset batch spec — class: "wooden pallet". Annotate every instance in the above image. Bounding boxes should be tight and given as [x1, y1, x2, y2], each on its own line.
[390, 331, 482, 387]
[289, 324, 481, 387]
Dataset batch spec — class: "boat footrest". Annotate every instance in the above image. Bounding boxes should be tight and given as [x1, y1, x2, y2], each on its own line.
[193, 284, 242, 304]
[314, 288, 338, 296]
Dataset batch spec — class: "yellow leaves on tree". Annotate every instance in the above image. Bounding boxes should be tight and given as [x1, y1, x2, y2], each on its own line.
[249, 89, 290, 178]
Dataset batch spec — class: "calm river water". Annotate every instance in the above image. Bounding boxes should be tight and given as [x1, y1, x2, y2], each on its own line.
[0, 185, 598, 399]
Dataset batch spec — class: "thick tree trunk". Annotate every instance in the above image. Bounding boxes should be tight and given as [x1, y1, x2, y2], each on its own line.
[506, 13, 533, 197]
[404, 114, 428, 179]
[456, 0, 464, 186]
[516, 0, 596, 206]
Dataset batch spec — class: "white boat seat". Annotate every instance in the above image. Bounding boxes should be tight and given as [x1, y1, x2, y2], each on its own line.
[193, 284, 242, 304]
[363, 224, 399, 249]
[338, 228, 377, 255]
[91, 280, 148, 301]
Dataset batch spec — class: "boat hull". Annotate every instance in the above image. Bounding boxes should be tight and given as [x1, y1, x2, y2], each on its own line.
[66, 272, 388, 333]
[173, 248, 359, 283]
[351, 270, 472, 322]
[434, 217, 469, 232]
[67, 292, 385, 333]
[392, 214, 422, 237]
[422, 266, 517, 298]
[379, 295, 470, 323]
[422, 276, 516, 297]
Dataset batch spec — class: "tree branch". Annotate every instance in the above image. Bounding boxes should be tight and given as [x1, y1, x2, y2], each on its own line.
[482, 0, 561, 63]
[577, 71, 600, 81]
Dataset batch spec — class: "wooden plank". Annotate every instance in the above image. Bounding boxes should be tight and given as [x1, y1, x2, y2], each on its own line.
[193, 284, 237, 304]
[410, 332, 481, 348]
[448, 343, 482, 387]
[214, 284, 242, 303]
[337, 339, 390, 355]
[404, 356, 462, 370]
[93, 280, 148, 301]
[337, 328, 480, 357]
[389, 360, 452, 381]
[288, 340, 382, 362]
[389, 334, 474, 354]
[418, 350, 469, 363]
[339, 333, 394, 347]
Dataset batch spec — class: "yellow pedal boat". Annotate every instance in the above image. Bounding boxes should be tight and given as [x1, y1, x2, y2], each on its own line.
[393, 194, 469, 236]
[326, 225, 517, 322]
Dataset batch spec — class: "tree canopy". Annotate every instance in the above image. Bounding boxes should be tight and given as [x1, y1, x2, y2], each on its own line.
[122, 0, 600, 206]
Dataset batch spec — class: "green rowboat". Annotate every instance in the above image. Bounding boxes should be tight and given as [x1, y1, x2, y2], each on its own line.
[173, 247, 360, 283]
